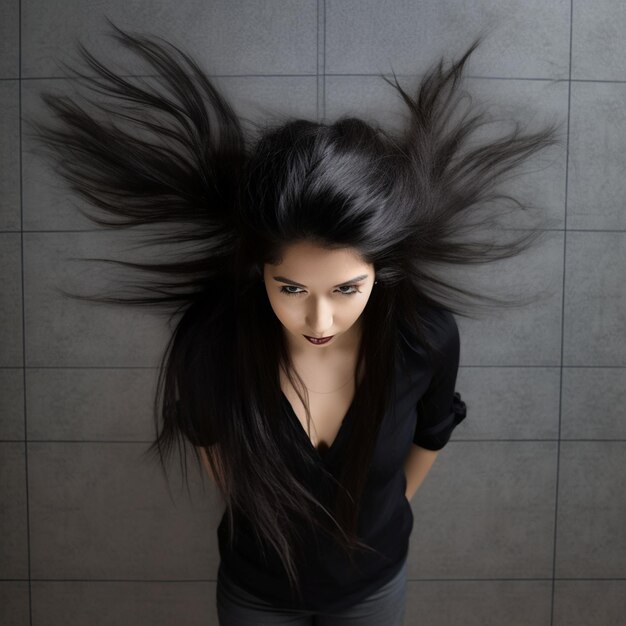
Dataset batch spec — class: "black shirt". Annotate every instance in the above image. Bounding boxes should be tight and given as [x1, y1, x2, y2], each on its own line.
[217, 307, 467, 611]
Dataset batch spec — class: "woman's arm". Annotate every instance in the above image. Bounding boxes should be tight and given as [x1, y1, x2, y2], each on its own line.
[403, 444, 440, 501]
[196, 445, 217, 483]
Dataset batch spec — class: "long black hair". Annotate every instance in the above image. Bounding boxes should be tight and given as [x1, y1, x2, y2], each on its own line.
[25, 18, 561, 602]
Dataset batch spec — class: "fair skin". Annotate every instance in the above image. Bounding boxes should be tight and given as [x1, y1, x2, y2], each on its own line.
[403, 445, 440, 500]
[197, 240, 440, 499]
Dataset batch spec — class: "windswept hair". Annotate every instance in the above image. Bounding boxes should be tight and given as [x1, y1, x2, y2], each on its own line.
[26, 18, 560, 603]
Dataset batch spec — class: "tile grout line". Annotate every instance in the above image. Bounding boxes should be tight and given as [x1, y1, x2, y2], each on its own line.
[317, 0, 325, 122]
[6, 73, 626, 84]
[3, 576, 626, 583]
[6, 228, 626, 234]
[17, 0, 34, 624]
[316, 0, 319, 120]
[551, 2, 574, 624]
[2, 364, 626, 369]
[9, 438, 626, 444]
[322, 0, 326, 122]
[3, 575, 626, 583]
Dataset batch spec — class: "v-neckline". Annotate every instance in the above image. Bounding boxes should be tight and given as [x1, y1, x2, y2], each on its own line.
[280, 391, 354, 459]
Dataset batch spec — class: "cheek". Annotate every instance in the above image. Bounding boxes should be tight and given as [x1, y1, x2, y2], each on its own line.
[350, 293, 372, 318]
[267, 296, 296, 324]
[333, 298, 369, 323]
[353, 300, 369, 318]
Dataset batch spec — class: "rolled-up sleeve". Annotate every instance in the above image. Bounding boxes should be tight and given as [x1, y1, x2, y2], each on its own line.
[413, 309, 467, 450]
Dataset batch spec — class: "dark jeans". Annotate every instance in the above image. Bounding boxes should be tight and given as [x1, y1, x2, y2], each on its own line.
[216, 556, 408, 625]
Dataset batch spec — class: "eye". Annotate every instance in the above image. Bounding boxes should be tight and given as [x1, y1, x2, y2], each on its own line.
[279, 285, 361, 297]
[337, 285, 360, 295]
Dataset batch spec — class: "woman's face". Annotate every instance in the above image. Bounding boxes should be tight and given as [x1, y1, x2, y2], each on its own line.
[263, 241, 376, 354]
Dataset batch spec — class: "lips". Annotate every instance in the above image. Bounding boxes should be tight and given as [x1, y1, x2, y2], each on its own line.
[304, 335, 334, 344]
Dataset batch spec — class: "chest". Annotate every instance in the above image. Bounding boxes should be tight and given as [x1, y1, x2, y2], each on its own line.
[281, 380, 355, 454]
[278, 346, 427, 481]
[276, 330, 434, 481]
[279, 354, 363, 455]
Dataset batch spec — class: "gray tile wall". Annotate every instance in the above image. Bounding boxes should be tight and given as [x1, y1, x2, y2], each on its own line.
[1, 1, 625, 625]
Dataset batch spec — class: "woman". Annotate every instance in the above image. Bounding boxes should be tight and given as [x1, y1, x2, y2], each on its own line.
[28, 19, 559, 625]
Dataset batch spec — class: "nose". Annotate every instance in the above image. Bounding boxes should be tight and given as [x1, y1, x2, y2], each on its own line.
[305, 297, 333, 335]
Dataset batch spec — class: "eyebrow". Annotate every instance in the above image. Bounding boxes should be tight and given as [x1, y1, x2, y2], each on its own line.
[272, 274, 369, 289]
